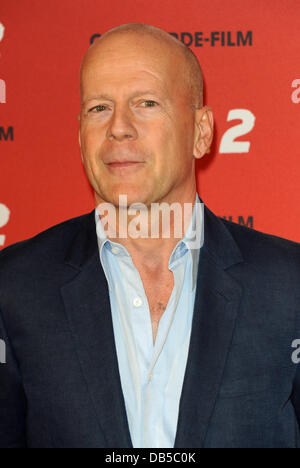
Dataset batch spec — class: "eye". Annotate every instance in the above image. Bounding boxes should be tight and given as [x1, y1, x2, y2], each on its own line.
[88, 105, 108, 113]
[140, 100, 158, 108]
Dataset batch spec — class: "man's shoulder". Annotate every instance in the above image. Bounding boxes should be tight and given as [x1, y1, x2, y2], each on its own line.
[0, 210, 94, 274]
[219, 215, 300, 270]
[1, 204, 300, 273]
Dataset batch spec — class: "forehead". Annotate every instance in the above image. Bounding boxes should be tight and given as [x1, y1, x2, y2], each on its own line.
[80, 34, 185, 100]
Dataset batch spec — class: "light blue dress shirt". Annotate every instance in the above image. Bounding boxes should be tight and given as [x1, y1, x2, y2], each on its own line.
[95, 195, 203, 448]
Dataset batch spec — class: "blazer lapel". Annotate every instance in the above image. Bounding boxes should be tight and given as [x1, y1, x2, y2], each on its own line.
[174, 204, 244, 448]
[60, 210, 132, 448]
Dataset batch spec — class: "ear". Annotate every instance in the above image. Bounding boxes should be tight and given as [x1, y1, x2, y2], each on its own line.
[193, 106, 214, 159]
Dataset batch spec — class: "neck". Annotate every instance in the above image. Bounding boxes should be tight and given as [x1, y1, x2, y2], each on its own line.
[95, 187, 197, 270]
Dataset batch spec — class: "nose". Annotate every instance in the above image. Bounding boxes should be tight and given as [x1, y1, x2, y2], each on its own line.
[106, 104, 138, 142]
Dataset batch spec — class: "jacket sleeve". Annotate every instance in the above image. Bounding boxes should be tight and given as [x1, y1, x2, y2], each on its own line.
[0, 305, 27, 448]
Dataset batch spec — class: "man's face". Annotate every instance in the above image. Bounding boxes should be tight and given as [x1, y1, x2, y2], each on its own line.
[79, 33, 197, 208]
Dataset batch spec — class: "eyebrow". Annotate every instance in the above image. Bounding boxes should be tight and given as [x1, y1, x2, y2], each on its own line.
[83, 89, 162, 105]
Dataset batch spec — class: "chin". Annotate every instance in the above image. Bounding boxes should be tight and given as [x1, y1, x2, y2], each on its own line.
[106, 185, 152, 208]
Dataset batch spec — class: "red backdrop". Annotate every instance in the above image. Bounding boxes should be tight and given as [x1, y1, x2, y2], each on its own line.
[0, 0, 299, 249]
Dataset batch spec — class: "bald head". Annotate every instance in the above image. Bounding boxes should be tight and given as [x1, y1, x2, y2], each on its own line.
[81, 23, 203, 109]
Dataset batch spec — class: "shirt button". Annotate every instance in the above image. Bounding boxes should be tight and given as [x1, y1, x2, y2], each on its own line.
[111, 247, 120, 255]
[133, 297, 143, 308]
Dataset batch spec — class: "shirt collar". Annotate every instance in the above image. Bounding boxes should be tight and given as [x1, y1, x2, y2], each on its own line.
[167, 194, 203, 291]
[95, 194, 203, 292]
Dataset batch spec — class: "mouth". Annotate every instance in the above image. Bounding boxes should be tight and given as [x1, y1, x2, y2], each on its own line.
[105, 160, 146, 174]
[107, 161, 143, 168]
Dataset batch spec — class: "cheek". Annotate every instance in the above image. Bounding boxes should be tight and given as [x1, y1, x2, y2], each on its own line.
[176, 119, 195, 164]
[80, 124, 104, 158]
[154, 120, 193, 169]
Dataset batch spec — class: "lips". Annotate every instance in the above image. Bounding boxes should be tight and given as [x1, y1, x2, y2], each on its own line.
[108, 161, 141, 167]
[103, 149, 145, 171]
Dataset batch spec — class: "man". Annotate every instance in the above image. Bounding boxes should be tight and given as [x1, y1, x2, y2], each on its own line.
[0, 23, 300, 448]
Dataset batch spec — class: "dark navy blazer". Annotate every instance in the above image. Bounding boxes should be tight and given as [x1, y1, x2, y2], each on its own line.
[0, 201, 300, 448]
